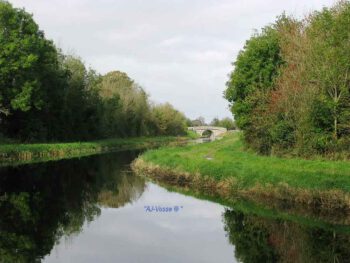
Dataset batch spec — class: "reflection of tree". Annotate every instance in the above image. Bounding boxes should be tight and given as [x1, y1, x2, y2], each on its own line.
[223, 209, 350, 263]
[223, 209, 278, 263]
[0, 150, 145, 263]
[98, 171, 146, 208]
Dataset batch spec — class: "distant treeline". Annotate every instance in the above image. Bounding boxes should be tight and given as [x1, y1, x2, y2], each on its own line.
[225, 1, 350, 158]
[188, 116, 236, 130]
[0, 1, 187, 142]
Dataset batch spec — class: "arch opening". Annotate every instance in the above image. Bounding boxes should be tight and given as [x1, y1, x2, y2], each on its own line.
[202, 130, 213, 138]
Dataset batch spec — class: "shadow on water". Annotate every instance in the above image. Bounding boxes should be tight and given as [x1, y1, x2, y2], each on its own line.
[0, 151, 146, 263]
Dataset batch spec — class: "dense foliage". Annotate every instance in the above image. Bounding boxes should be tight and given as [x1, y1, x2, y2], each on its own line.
[225, 1, 350, 157]
[210, 117, 236, 130]
[150, 103, 187, 136]
[0, 1, 187, 142]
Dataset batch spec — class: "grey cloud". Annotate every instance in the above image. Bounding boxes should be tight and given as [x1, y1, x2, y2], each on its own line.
[10, 0, 334, 121]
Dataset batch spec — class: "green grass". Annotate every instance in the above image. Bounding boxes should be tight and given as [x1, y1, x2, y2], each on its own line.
[186, 130, 200, 139]
[140, 132, 350, 193]
[0, 136, 185, 165]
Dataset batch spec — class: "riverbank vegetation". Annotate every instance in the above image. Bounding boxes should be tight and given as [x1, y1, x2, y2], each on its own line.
[0, 1, 187, 143]
[0, 136, 186, 165]
[225, 1, 350, 158]
[133, 133, 350, 213]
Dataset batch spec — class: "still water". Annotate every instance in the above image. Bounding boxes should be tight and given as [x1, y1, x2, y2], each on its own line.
[1, 151, 350, 263]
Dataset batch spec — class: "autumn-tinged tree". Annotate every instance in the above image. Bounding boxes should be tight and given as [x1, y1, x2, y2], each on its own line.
[225, 22, 283, 153]
[306, 2, 350, 141]
[271, 2, 350, 154]
[225, 25, 283, 131]
[225, 1, 350, 157]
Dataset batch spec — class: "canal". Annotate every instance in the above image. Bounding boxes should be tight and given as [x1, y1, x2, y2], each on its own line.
[0, 150, 349, 262]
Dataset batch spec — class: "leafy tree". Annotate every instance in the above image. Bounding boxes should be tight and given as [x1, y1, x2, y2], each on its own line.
[0, 1, 67, 140]
[225, 25, 283, 132]
[0, 2, 188, 142]
[210, 117, 236, 130]
[190, 117, 206, 127]
[225, 2, 350, 157]
[61, 55, 102, 140]
[98, 71, 153, 137]
[210, 117, 220, 126]
[151, 103, 187, 136]
[305, 2, 350, 141]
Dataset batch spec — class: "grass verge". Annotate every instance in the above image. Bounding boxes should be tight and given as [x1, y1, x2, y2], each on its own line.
[132, 132, 350, 215]
[0, 136, 186, 166]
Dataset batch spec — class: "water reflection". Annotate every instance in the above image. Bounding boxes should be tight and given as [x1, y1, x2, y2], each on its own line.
[0, 151, 144, 263]
[2, 151, 350, 262]
[223, 208, 350, 263]
[44, 183, 233, 263]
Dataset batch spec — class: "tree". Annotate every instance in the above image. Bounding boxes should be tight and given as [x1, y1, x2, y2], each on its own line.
[0, 1, 67, 140]
[190, 117, 206, 126]
[98, 71, 153, 137]
[61, 55, 102, 140]
[225, 23, 283, 153]
[210, 117, 236, 130]
[0, 1, 190, 141]
[151, 103, 187, 136]
[219, 117, 236, 130]
[225, 25, 283, 131]
[225, 2, 350, 157]
[305, 2, 350, 140]
[210, 117, 220, 126]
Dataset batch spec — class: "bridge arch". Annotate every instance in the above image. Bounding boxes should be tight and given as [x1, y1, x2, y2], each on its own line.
[202, 129, 213, 138]
[188, 126, 227, 138]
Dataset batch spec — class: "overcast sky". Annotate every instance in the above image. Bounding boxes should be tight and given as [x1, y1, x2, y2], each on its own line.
[10, 0, 335, 121]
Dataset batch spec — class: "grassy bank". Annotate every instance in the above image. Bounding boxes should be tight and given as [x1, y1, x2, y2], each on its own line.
[132, 133, 350, 213]
[0, 136, 186, 165]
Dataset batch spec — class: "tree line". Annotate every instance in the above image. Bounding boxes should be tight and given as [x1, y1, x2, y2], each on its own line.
[0, 1, 187, 142]
[225, 1, 350, 158]
[188, 116, 236, 130]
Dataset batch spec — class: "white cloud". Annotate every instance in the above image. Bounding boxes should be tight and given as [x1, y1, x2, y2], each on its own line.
[10, 0, 335, 121]
[158, 36, 184, 48]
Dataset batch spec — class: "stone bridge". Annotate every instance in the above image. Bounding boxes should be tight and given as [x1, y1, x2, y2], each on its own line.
[188, 126, 227, 138]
